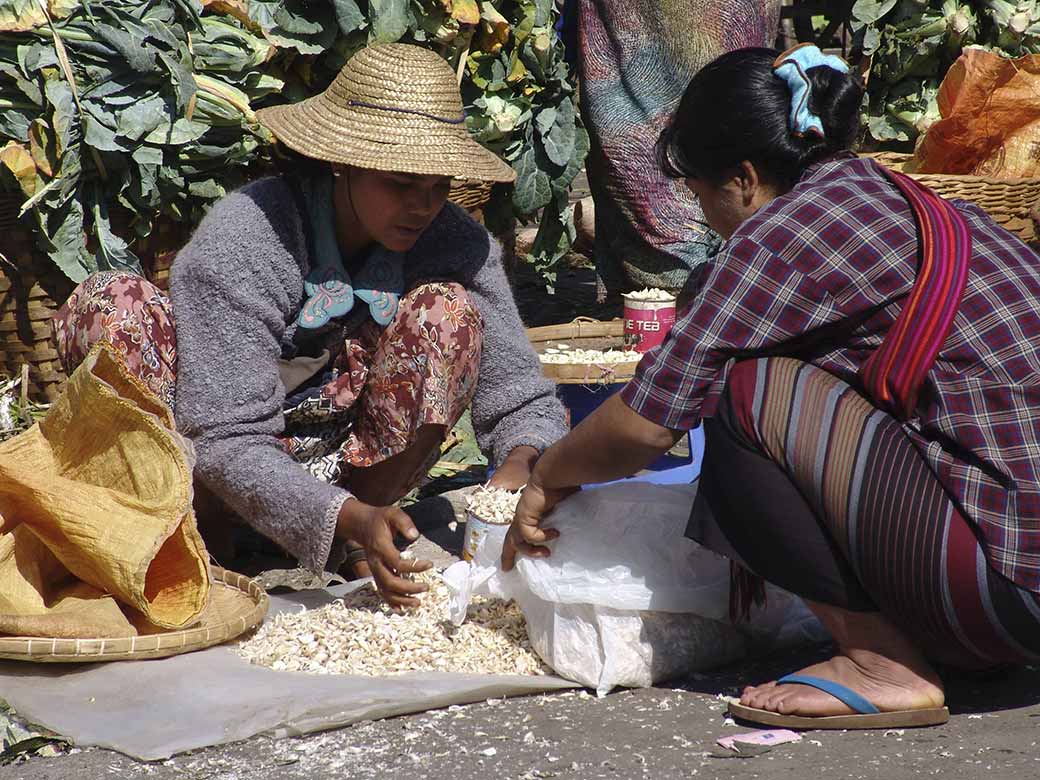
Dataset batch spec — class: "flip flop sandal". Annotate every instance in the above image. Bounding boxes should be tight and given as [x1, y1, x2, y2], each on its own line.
[727, 674, 950, 730]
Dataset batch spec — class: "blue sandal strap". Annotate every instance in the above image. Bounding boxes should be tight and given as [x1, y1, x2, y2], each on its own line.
[777, 674, 881, 715]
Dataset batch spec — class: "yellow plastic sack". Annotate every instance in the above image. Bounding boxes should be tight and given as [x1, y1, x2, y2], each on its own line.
[0, 342, 209, 637]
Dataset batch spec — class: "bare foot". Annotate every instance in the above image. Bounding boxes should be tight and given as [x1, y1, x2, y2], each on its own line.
[740, 649, 945, 716]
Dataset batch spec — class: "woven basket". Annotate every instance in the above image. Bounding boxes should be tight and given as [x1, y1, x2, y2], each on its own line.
[866, 152, 1040, 244]
[449, 178, 494, 213]
[0, 567, 269, 663]
[527, 317, 640, 385]
[1, 192, 76, 403]
[0, 193, 186, 402]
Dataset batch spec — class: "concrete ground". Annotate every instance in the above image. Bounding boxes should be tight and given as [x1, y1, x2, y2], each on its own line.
[4, 651, 1038, 780]
[4, 491, 1039, 780]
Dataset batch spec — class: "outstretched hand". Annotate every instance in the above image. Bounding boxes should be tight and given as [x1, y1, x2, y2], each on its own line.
[500, 479, 578, 571]
[337, 499, 433, 608]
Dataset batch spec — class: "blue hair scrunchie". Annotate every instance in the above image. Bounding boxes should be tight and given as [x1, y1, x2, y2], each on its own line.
[773, 43, 850, 138]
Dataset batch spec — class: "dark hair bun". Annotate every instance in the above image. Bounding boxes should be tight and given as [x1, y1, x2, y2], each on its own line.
[806, 65, 864, 155]
[658, 48, 864, 189]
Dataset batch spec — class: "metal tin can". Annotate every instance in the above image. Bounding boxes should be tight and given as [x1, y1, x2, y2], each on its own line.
[622, 294, 677, 353]
[462, 511, 511, 562]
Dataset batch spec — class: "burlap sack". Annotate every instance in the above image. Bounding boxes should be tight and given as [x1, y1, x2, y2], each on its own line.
[0, 343, 209, 637]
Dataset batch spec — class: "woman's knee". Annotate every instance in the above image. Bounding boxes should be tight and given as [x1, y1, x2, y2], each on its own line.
[358, 282, 484, 444]
[52, 271, 177, 403]
[394, 282, 484, 365]
[402, 281, 482, 334]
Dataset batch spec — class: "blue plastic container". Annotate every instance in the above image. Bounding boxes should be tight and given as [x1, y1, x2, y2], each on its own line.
[557, 382, 696, 473]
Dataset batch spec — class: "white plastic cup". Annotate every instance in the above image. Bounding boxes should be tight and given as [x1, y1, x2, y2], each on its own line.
[462, 511, 511, 562]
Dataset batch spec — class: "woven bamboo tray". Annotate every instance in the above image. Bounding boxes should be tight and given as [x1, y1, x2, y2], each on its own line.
[866, 152, 1040, 244]
[0, 567, 269, 663]
[527, 317, 640, 385]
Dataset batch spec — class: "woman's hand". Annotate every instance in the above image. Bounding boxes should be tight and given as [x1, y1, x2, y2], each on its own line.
[337, 498, 433, 608]
[499, 396, 683, 571]
[500, 477, 578, 571]
[487, 445, 539, 491]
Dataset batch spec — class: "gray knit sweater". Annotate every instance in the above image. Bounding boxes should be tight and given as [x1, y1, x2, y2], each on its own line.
[170, 176, 568, 573]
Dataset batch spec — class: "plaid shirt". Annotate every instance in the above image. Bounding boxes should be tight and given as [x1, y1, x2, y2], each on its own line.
[622, 156, 1040, 592]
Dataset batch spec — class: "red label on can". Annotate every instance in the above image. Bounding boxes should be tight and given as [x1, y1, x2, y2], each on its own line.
[622, 298, 677, 353]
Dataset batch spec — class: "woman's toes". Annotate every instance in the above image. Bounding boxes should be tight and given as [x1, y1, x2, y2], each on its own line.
[740, 682, 774, 708]
[775, 689, 808, 715]
[762, 687, 794, 713]
[740, 691, 760, 708]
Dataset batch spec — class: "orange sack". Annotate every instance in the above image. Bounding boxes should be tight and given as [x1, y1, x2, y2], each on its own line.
[911, 47, 1040, 178]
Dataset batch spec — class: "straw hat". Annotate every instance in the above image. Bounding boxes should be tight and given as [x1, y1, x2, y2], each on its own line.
[257, 44, 516, 184]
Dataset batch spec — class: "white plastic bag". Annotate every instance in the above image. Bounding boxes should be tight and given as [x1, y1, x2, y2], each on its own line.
[443, 482, 824, 696]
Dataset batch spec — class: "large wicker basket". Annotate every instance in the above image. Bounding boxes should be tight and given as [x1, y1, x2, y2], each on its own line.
[2, 192, 76, 403]
[867, 152, 1040, 244]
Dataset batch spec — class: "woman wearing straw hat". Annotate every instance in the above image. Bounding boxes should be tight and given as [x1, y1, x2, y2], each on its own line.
[52, 44, 568, 607]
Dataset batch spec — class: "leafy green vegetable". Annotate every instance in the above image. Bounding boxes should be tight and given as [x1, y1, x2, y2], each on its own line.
[513, 143, 552, 214]
[369, 0, 412, 43]
[0, 0, 273, 279]
[247, 0, 336, 54]
[853, 0, 1027, 147]
[1, 0, 585, 288]
[983, 0, 1040, 52]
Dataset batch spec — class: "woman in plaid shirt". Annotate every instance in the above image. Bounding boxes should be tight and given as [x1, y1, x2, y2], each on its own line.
[503, 45, 1040, 730]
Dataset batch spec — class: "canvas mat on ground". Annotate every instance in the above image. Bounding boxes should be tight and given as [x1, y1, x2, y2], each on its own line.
[0, 582, 576, 761]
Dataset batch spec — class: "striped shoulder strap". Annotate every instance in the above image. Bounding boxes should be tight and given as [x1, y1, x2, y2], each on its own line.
[859, 168, 972, 420]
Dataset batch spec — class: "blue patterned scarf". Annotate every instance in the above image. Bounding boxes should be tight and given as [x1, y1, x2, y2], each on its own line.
[297, 174, 404, 330]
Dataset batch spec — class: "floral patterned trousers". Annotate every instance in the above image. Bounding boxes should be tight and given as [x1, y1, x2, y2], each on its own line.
[53, 272, 483, 490]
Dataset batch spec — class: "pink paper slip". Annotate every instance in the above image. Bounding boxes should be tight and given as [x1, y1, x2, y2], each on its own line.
[717, 729, 803, 752]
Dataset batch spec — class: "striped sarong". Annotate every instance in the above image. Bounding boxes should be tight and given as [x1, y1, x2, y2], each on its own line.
[692, 358, 1040, 669]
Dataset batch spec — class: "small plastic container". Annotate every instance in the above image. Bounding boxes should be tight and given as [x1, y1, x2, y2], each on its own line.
[462, 510, 511, 562]
[622, 292, 677, 353]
